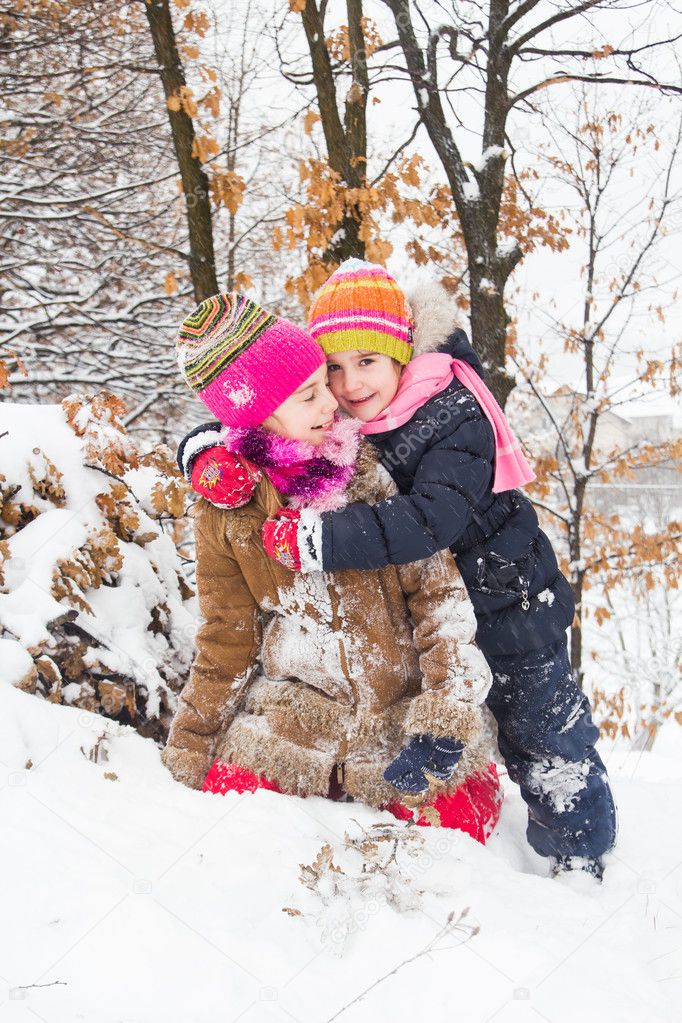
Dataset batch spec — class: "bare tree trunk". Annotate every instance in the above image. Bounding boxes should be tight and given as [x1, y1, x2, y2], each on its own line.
[569, 505, 585, 688]
[384, 0, 518, 404]
[144, 0, 218, 302]
[570, 597, 583, 686]
[226, 92, 240, 291]
[299, 0, 368, 264]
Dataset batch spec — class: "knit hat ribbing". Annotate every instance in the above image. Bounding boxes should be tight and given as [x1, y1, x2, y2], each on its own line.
[308, 258, 413, 365]
[176, 293, 325, 428]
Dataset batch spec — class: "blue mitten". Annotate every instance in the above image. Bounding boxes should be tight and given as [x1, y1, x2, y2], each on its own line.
[384, 735, 465, 794]
[383, 735, 434, 794]
[426, 737, 465, 780]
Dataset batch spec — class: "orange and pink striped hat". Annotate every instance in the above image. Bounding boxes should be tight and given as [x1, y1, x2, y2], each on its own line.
[308, 259, 413, 365]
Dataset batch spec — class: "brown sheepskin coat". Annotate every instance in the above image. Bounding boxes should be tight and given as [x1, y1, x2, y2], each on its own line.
[162, 444, 495, 807]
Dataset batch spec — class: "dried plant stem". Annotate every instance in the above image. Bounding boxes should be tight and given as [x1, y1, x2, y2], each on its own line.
[325, 908, 477, 1021]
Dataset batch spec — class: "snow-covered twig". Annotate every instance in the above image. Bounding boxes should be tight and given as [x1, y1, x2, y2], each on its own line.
[325, 907, 478, 1022]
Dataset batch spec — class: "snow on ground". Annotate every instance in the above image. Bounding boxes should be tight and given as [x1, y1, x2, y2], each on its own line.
[1, 683, 680, 1023]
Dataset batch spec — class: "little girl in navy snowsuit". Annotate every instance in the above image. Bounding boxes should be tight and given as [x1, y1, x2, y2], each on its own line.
[177, 260, 617, 879]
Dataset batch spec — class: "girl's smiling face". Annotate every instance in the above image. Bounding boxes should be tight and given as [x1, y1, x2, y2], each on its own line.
[261, 363, 338, 447]
[325, 350, 403, 421]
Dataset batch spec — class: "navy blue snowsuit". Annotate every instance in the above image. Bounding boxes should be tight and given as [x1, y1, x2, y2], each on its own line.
[178, 328, 617, 860]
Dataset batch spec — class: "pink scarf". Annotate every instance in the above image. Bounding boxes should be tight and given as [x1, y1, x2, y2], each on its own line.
[360, 353, 535, 494]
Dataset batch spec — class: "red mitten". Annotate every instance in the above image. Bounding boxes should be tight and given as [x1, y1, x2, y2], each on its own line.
[191, 447, 261, 509]
[262, 508, 302, 572]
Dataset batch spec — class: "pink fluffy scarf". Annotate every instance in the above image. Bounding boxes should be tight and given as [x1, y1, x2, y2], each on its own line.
[221, 416, 362, 512]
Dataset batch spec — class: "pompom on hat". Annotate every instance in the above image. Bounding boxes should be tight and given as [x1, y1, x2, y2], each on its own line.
[308, 258, 414, 365]
[176, 292, 325, 428]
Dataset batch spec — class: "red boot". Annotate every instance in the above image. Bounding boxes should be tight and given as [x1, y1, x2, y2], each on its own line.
[203, 760, 283, 795]
[383, 762, 502, 845]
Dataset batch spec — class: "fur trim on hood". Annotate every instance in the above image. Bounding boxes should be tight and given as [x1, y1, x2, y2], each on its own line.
[404, 277, 461, 358]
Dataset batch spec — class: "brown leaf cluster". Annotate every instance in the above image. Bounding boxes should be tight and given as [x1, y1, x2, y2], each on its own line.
[325, 16, 383, 62]
[52, 526, 124, 614]
[62, 391, 139, 475]
[299, 842, 345, 891]
[0, 469, 40, 539]
[96, 484, 155, 545]
[277, 142, 570, 307]
[2, 398, 194, 740]
[592, 684, 682, 745]
[500, 173, 571, 257]
[150, 478, 187, 519]
[0, 349, 27, 391]
[28, 449, 66, 507]
[276, 155, 462, 307]
[209, 170, 246, 214]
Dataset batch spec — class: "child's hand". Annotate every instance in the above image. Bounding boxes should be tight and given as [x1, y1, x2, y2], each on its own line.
[384, 734, 465, 794]
[424, 736, 466, 781]
[384, 735, 432, 794]
[191, 447, 261, 509]
[262, 508, 302, 572]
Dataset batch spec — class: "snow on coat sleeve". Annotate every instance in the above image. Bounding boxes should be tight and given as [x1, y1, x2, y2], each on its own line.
[397, 552, 492, 744]
[161, 504, 261, 789]
[320, 408, 495, 571]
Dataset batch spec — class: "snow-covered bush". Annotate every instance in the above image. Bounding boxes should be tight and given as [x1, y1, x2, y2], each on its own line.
[0, 393, 197, 741]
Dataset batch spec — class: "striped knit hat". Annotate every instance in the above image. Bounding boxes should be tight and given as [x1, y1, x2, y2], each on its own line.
[308, 258, 413, 365]
[176, 293, 325, 428]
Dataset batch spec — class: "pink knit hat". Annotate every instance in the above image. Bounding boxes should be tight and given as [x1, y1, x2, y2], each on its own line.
[176, 293, 325, 428]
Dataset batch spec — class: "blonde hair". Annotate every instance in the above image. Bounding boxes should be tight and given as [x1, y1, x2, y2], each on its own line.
[191, 472, 284, 538]
[252, 474, 284, 518]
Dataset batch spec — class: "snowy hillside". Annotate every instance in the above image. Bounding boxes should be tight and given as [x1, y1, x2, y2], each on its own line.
[1, 682, 680, 1023]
